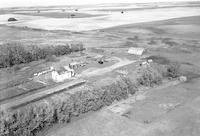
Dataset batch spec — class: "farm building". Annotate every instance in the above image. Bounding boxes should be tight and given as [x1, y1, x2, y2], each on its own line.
[128, 47, 145, 55]
[33, 66, 75, 83]
[69, 61, 86, 69]
[52, 67, 75, 82]
[34, 67, 54, 76]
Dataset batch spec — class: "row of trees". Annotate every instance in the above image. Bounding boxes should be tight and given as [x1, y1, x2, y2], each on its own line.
[0, 43, 84, 68]
[136, 62, 180, 87]
[0, 76, 137, 136]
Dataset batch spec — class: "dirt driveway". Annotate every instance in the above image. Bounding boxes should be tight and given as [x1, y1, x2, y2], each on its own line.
[81, 57, 136, 77]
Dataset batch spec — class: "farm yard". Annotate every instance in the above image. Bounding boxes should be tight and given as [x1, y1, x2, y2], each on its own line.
[0, 1, 200, 136]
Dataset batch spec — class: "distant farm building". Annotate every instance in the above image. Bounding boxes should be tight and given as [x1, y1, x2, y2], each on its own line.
[69, 61, 86, 69]
[8, 18, 18, 22]
[128, 47, 145, 55]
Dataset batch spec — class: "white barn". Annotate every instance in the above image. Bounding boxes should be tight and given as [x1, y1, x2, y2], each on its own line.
[128, 47, 145, 56]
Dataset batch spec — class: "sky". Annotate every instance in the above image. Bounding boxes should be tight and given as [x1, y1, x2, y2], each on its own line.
[0, 0, 199, 8]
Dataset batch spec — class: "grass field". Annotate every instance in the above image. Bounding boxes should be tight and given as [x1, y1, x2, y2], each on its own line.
[1, 3, 200, 31]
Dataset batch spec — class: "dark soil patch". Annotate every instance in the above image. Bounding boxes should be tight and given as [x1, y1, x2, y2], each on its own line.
[161, 38, 178, 47]
[16, 12, 104, 18]
[123, 41, 138, 47]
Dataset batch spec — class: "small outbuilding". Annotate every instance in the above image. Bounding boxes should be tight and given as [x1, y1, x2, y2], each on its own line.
[179, 76, 187, 82]
[69, 61, 86, 69]
[34, 67, 54, 76]
[128, 47, 145, 56]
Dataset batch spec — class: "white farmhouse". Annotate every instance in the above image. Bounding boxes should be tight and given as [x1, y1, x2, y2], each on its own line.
[51, 67, 75, 82]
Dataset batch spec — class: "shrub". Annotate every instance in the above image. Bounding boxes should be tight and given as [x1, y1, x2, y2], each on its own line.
[53, 45, 71, 56]
[119, 76, 138, 95]
[70, 14, 75, 17]
[0, 44, 28, 67]
[70, 43, 84, 52]
[29, 45, 50, 60]
[137, 65, 163, 87]
[166, 62, 180, 78]
[162, 38, 178, 47]
[127, 36, 139, 41]
[45, 55, 57, 62]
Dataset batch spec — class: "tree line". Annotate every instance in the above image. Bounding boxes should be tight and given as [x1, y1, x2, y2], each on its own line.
[0, 43, 84, 68]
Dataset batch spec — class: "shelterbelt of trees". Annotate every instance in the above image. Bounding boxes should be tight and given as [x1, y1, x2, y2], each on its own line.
[0, 43, 85, 68]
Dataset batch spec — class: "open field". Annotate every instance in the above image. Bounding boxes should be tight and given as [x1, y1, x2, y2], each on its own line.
[1, 2, 200, 31]
[0, 1, 200, 136]
[2, 7, 200, 31]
